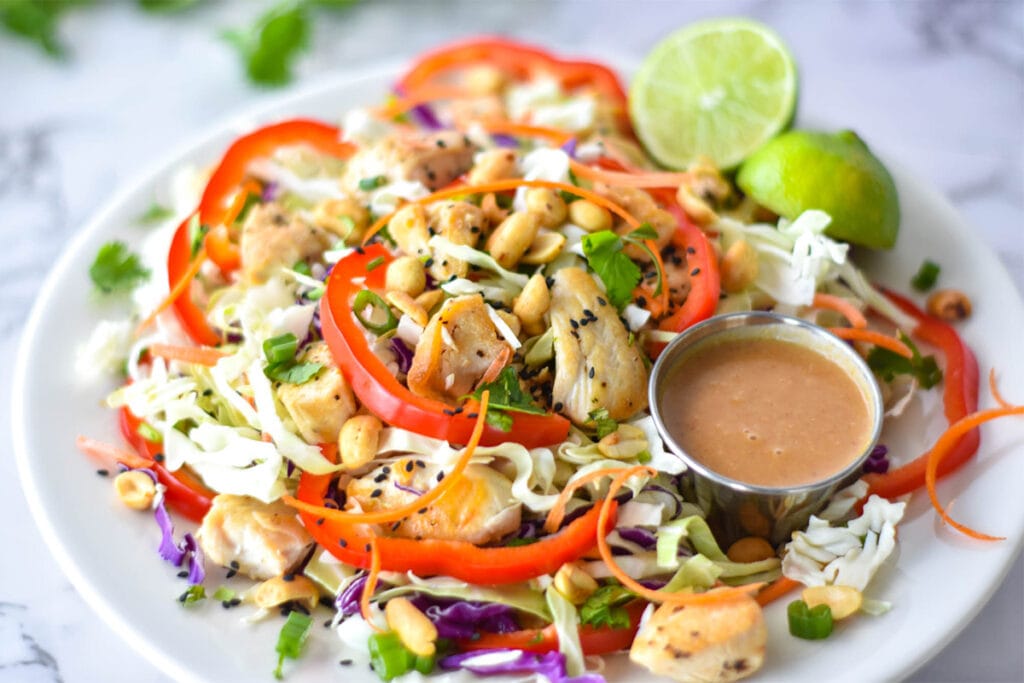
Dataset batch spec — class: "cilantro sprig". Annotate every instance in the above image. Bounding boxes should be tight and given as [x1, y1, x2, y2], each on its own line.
[579, 581, 635, 630]
[867, 331, 943, 389]
[581, 224, 663, 310]
[471, 366, 546, 432]
[89, 241, 151, 294]
[587, 408, 618, 440]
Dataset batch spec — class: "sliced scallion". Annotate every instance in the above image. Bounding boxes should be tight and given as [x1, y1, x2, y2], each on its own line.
[353, 289, 397, 335]
[273, 611, 314, 679]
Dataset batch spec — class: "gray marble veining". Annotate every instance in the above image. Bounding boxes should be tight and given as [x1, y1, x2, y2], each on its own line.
[2, 1, 1022, 682]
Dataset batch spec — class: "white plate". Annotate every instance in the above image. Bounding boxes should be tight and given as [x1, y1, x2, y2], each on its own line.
[12, 63, 1024, 683]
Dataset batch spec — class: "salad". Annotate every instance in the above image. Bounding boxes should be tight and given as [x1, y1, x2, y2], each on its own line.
[75, 31, 1006, 683]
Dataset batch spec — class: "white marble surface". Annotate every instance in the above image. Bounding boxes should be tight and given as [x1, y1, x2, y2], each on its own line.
[2, 1, 1022, 681]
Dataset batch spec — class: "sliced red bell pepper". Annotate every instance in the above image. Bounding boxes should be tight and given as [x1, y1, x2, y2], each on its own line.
[657, 208, 721, 333]
[864, 289, 980, 499]
[166, 216, 221, 346]
[320, 244, 571, 448]
[458, 600, 647, 655]
[118, 406, 213, 523]
[395, 37, 631, 133]
[295, 465, 613, 585]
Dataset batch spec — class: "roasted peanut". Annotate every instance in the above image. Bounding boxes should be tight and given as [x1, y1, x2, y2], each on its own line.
[568, 199, 612, 233]
[512, 273, 551, 336]
[553, 562, 599, 605]
[676, 184, 718, 226]
[495, 309, 522, 338]
[312, 198, 370, 242]
[388, 204, 430, 257]
[467, 149, 518, 185]
[597, 424, 648, 460]
[338, 415, 382, 470]
[726, 536, 776, 564]
[802, 585, 863, 620]
[524, 188, 568, 228]
[520, 230, 567, 265]
[114, 470, 156, 510]
[385, 597, 438, 657]
[720, 239, 759, 293]
[486, 211, 540, 269]
[386, 290, 429, 327]
[926, 289, 971, 322]
[415, 288, 445, 314]
[385, 256, 427, 297]
[464, 65, 507, 96]
[253, 575, 320, 611]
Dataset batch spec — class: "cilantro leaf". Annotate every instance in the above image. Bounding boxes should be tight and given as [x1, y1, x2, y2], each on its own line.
[867, 332, 943, 389]
[587, 409, 618, 440]
[137, 0, 198, 11]
[89, 241, 150, 294]
[579, 582, 634, 629]
[137, 202, 174, 225]
[0, 0, 84, 58]
[265, 361, 323, 384]
[581, 230, 642, 309]
[223, 1, 310, 87]
[627, 224, 659, 241]
[473, 367, 546, 415]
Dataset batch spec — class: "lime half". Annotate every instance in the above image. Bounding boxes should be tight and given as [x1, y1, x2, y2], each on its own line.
[629, 18, 798, 170]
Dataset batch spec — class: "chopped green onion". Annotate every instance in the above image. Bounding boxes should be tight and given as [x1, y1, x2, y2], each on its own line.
[292, 261, 312, 277]
[178, 585, 206, 605]
[367, 631, 435, 681]
[212, 586, 236, 602]
[265, 361, 323, 384]
[637, 450, 652, 464]
[587, 408, 618, 439]
[366, 256, 386, 272]
[353, 289, 398, 335]
[787, 599, 833, 640]
[136, 421, 163, 444]
[263, 333, 299, 365]
[274, 611, 314, 679]
[187, 213, 208, 257]
[306, 287, 325, 302]
[911, 259, 941, 291]
[359, 175, 387, 191]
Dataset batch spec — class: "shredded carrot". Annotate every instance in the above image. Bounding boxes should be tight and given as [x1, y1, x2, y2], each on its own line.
[359, 536, 385, 633]
[147, 343, 227, 366]
[282, 391, 491, 525]
[755, 576, 801, 607]
[597, 466, 765, 606]
[813, 293, 867, 329]
[989, 369, 1012, 409]
[377, 84, 471, 117]
[645, 238, 670, 312]
[136, 245, 208, 336]
[474, 120, 574, 146]
[828, 327, 913, 359]
[220, 179, 262, 227]
[569, 159, 692, 188]
[76, 435, 151, 470]
[478, 345, 512, 386]
[543, 466, 643, 534]
[362, 178, 641, 245]
[925, 405, 1024, 541]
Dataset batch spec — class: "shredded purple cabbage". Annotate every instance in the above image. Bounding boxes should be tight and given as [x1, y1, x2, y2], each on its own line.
[390, 337, 414, 374]
[409, 596, 520, 640]
[491, 133, 520, 148]
[336, 575, 367, 616]
[410, 102, 444, 131]
[155, 501, 186, 565]
[560, 137, 578, 158]
[261, 181, 279, 202]
[640, 483, 683, 518]
[394, 481, 424, 496]
[441, 649, 605, 683]
[615, 526, 658, 549]
[181, 533, 205, 585]
[863, 444, 890, 474]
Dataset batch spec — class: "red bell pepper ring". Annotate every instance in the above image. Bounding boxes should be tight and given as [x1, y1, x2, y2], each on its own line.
[118, 406, 214, 523]
[295, 465, 615, 585]
[458, 600, 647, 655]
[395, 37, 631, 133]
[168, 119, 356, 345]
[864, 289, 980, 499]
[658, 209, 721, 333]
[320, 243, 571, 448]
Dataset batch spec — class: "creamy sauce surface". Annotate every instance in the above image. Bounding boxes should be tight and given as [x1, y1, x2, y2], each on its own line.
[662, 336, 872, 487]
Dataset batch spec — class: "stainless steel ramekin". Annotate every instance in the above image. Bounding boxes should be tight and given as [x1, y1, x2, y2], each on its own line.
[648, 311, 884, 547]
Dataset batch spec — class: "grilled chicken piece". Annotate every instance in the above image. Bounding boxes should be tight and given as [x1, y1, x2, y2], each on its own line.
[197, 494, 313, 580]
[347, 131, 476, 193]
[277, 342, 357, 444]
[407, 296, 510, 403]
[347, 459, 520, 545]
[630, 595, 766, 682]
[549, 268, 647, 424]
[597, 184, 677, 260]
[240, 202, 332, 285]
[425, 200, 486, 280]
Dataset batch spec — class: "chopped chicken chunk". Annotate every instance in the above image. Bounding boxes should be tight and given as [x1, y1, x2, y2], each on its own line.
[630, 596, 766, 682]
[347, 459, 520, 545]
[240, 202, 332, 285]
[347, 131, 476, 192]
[549, 268, 647, 424]
[197, 494, 313, 580]
[277, 342, 357, 444]
[407, 296, 510, 403]
[425, 200, 486, 280]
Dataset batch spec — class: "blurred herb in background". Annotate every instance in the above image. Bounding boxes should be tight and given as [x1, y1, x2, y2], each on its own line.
[0, 0, 359, 86]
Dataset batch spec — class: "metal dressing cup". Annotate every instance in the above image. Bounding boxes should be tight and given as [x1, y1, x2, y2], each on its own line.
[648, 311, 885, 547]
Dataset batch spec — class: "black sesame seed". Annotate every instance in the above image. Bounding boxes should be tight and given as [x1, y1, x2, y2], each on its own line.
[96, 469, 109, 477]
[177, 570, 189, 579]
[570, 319, 579, 329]
[226, 569, 237, 579]
[436, 471, 445, 482]
[381, 466, 390, 474]
[546, 276, 555, 288]
[390, 521, 401, 531]
[405, 460, 415, 472]
[554, 402, 564, 412]
[415, 459, 426, 468]
[154, 453, 165, 462]
[340, 659, 353, 666]
[338, 539, 348, 547]
[374, 473, 388, 483]
[596, 296, 607, 306]
[636, 295, 647, 308]
[418, 508, 428, 515]
[686, 246, 696, 254]
[690, 267, 701, 276]
[435, 139, 446, 148]
[316, 517, 325, 526]
[370, 489, 383, 498]
[364, 544, 372, 552]
[589, 367, 595, 379]
[230, 597, 242, 606]
[443, 408, 455, 416]
[355, 246, 365, 255]
[467, 412, 479, 419]
[230, 561, 240, 569]
[424, 257, 435, 267]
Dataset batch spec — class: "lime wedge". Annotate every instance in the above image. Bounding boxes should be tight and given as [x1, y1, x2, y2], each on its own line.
[629, 18, 798, 170]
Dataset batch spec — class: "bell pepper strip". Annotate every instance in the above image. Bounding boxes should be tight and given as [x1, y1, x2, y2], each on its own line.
[656, 206, 720, 334]
[198, 118, 355, 228]
[458, 600, 648, 656]
[864, 290, 980, 500]
[320, 244, 571, 448]
[146, 343, 227, 367]
[164, 221, 220, 346]
[293, 463, 616, 585]
[395, 37, 630, 132]
[118, 406, 213, 523]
